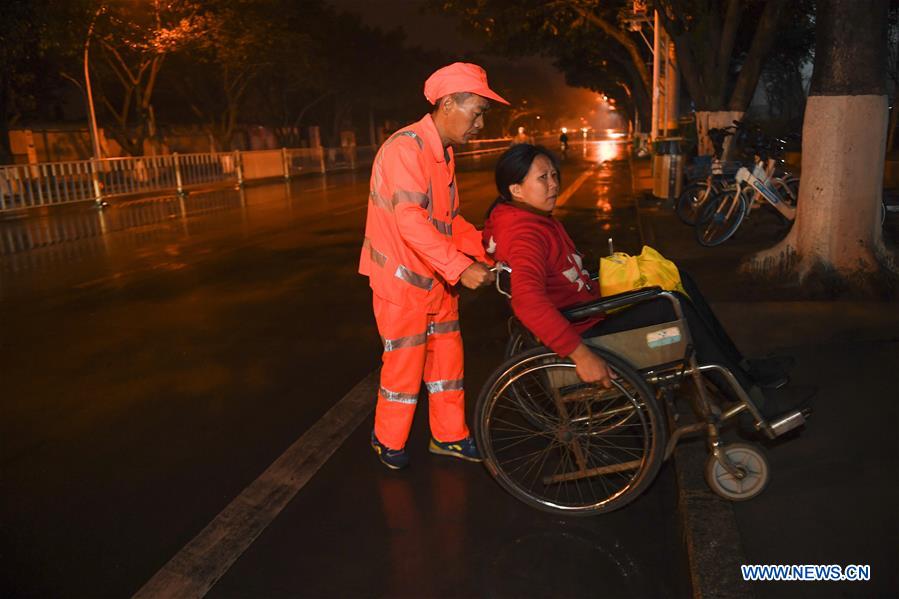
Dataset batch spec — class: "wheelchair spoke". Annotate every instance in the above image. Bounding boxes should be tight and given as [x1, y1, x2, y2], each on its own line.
[489, 415, 557, 440]
[516, 440, 563, 491]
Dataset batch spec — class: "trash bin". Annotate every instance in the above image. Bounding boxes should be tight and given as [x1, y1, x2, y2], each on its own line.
[651, 137, 685, 200]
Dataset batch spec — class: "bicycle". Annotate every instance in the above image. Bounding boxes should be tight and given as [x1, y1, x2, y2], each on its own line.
[696, 127, 800, 247]
[675, 126, 735, 225]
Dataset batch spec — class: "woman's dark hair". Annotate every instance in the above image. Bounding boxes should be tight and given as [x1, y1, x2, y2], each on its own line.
[487, 143, 561, 217]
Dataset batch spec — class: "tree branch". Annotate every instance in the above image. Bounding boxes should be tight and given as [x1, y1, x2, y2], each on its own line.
[717, 0, 742, 84]
[728, 0, 787, 111]
[570, 5, 651, 97]
[100, 41, 138, 85]
[101, 52, 132, 90]
[141, 55, 164, 110]
[656, 3, 708, 108]
[292, 90, 334, 129]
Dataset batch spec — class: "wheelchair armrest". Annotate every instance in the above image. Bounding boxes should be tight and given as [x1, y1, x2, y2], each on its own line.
[561, 286, 664, 321]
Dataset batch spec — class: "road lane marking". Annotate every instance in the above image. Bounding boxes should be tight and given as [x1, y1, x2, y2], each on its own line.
[133, 371, 379, 599]
[554, 166, 594, 208]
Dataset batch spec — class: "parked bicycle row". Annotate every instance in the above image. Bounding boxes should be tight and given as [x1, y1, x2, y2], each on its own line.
[675, 120, 800, 247]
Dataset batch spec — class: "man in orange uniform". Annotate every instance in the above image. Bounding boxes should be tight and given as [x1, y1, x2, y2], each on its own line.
[359, 62, 508, 469]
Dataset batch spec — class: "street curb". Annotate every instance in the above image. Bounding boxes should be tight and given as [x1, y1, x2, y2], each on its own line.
[674, 439, 753, 599]
[631, 159, 752, 599]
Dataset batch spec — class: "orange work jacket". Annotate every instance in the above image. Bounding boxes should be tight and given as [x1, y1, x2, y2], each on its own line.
[359, 114, 490, 309]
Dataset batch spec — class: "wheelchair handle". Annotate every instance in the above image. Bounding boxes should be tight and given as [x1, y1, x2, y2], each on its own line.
[491, 262, 512, 299]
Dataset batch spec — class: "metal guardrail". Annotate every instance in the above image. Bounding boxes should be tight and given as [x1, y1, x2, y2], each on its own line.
[0, 159, 97, 210]
[0, 152, 240, 212]
[0, 136, 562, 213]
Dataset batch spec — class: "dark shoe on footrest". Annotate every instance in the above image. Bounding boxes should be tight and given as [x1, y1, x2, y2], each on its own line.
[739, 385, 816, 432]
[758, 385, 816, 420]
[743, 355, 796, 390]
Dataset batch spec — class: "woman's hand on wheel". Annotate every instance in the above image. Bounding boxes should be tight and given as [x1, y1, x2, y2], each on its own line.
[569, 343, 615, 388]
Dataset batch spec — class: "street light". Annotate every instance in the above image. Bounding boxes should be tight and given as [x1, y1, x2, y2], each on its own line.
[85, 6, 105, 163]
[84, 5, 106, 205]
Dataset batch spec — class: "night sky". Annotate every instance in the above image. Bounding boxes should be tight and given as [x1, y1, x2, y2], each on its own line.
[325, 0, 609, 129]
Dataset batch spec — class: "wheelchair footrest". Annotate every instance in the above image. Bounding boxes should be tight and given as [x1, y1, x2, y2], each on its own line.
[768, 408, 811, 437]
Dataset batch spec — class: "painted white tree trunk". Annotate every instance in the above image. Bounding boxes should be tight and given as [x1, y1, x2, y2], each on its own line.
[694, 110, 744, 157]
[747, 95, 893, 278]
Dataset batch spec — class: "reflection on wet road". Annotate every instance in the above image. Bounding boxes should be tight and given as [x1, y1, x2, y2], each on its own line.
[0, 174, 366, 298]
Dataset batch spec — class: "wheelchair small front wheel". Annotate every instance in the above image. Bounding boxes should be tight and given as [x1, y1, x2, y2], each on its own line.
[705, 443, 770, 501]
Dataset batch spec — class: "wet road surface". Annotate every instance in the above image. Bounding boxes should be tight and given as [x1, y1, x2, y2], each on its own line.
[1, 142, 688, 597]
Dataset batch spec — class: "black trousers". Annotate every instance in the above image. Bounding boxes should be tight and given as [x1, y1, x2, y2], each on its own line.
[581, 272, 753, 389]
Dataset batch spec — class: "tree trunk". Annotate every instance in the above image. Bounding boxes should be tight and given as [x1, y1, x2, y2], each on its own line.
[745, 0, 896, 291]
[694, 110, 744, 157]
[659, 1, 786, 158]
[727, 0, 787, 111]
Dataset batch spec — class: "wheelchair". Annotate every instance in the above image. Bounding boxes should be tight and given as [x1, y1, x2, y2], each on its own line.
[475, 263, 810, 516]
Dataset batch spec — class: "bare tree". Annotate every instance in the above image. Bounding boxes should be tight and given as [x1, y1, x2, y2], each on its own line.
[89, 0, 203, 156]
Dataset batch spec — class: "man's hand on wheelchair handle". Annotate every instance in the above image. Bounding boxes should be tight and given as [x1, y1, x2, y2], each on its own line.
[460, 261, 496, 289]
[569, 343, 616, 388]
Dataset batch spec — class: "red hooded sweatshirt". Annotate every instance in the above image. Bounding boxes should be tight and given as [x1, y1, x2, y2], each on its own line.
[483, 201, 603, 357]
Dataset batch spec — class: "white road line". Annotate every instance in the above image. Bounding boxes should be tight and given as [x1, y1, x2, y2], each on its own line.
[133, 371, 379, 599]
[554, 166, 595, 208]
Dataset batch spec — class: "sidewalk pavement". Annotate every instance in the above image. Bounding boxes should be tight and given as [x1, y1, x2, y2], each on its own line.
[631, 158, 899, 598]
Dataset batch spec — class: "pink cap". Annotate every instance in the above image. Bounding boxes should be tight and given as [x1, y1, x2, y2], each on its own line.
[423, 62, 510, 106]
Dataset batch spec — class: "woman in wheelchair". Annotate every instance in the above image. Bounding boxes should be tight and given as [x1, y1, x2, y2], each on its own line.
[484, 143, 790, 402]
[473, 144, 809, 514]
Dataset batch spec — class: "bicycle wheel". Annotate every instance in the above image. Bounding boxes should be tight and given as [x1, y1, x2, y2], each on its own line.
[771, 176, 799, 211]
[782, 177, 799, 205]
[676, 181, 714, 226]
[475, 346, 666, 516]
[695, 188, 748, 247]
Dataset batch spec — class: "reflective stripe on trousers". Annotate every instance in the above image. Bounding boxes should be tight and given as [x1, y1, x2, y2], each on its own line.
[381, 319, 460, 352]
[372, 293, 468, 450]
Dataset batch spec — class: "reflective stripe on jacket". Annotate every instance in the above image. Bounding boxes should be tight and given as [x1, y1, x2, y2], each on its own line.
[359, 113, 489, 307]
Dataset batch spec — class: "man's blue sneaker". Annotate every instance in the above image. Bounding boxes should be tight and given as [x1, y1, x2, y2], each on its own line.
[371, 431, 409, 470]
[428, 436, 483, 462]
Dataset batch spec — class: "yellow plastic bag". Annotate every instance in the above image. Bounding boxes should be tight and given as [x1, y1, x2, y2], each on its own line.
[599, 246, 686, 297]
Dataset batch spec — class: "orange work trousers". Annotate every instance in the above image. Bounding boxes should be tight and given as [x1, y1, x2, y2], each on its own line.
[372, 292, 469, 450]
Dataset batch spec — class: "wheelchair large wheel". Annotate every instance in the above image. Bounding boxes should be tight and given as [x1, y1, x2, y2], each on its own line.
[475, 346, 667, 516]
